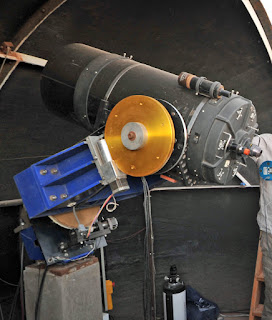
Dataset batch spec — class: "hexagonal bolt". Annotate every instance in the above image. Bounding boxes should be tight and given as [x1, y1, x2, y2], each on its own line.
[49, 195, 57, 201]
[50, 168, 58, 174]
[60, 194, 68, 199]
[40, 169, 48, 175]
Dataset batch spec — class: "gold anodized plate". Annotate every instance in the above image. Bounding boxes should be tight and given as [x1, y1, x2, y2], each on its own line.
[104, 95, 175, 177]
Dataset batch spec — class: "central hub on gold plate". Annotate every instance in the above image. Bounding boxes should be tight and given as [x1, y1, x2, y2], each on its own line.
[121, 121, 148, 151]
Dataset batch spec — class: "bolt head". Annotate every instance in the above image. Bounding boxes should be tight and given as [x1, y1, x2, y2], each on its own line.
[50, 168, 58, 174]
[49, 195, 57, 201]
[67, 202, 77, 207]
[40, 169, 48, 175]
[60, 194, 68, 199]
[128, 131, 136, 141]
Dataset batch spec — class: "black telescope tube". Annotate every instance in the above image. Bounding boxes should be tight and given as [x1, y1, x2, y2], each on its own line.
[41, 43, 201, 131]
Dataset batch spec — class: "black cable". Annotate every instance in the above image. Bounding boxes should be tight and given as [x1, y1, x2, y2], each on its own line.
[35, 265, 49, 320]
[0, 303, 4, 320]
[0, 277, 18, 287]
[142, 177, 156, 320]
[19, 242, 25, 320]
[76, 185, 107, 209]
[89, 124, 106, 137]
[66, 124, 106, 150]
[8, 284, 20, 320]
[8, 242, 24, 320]
[107, 228, 146, 243]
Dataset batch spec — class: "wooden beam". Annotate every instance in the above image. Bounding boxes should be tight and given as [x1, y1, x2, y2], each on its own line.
[0, 51, 47, 67]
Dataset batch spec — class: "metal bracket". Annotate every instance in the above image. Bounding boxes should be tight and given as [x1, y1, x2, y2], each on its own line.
[14, 206, 32, 233]
[85, 135, 129, 194]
